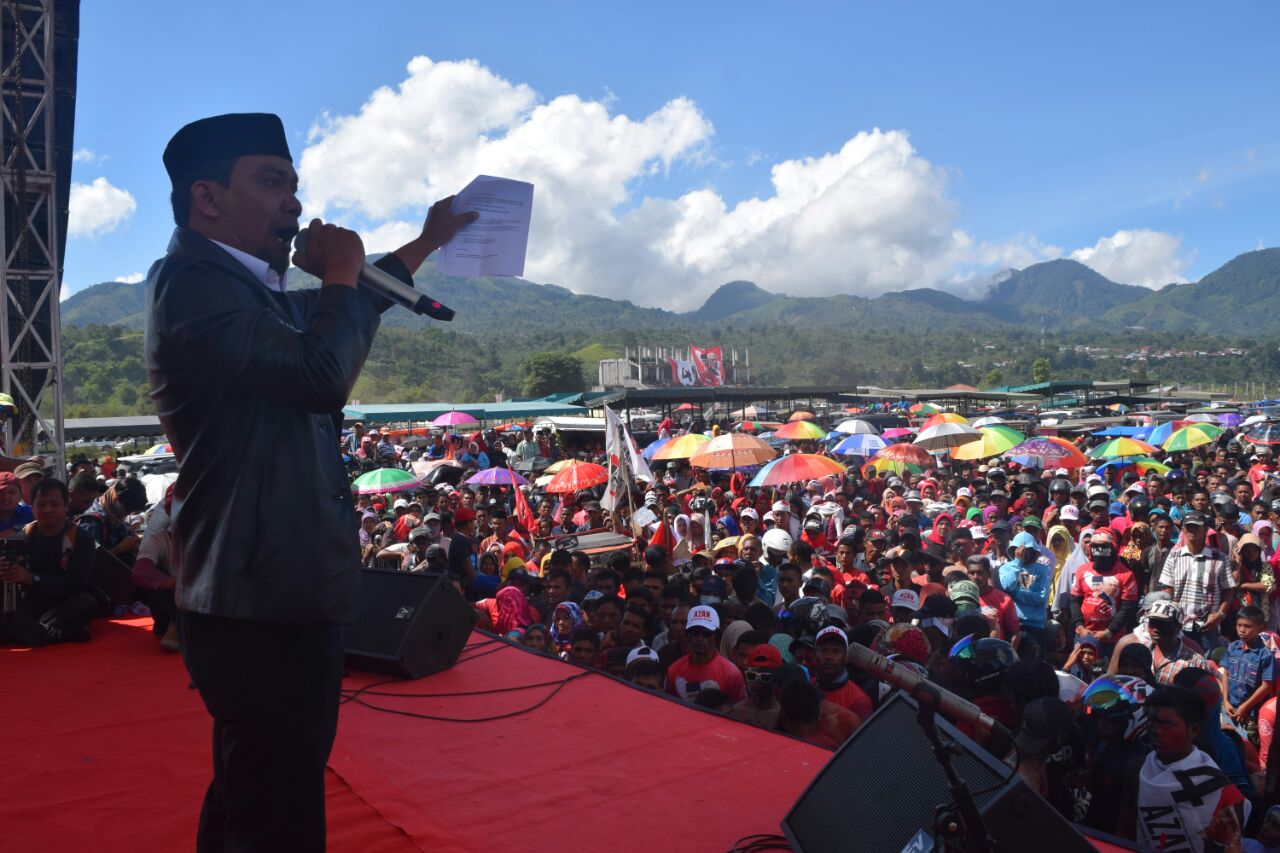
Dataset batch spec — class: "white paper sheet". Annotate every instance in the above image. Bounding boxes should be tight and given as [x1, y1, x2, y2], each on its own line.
[436, 175, 534, 277]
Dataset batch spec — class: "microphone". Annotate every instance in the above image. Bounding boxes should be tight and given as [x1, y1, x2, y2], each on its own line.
[847, 642, 1013, 740]
[293, 229, 454, 321]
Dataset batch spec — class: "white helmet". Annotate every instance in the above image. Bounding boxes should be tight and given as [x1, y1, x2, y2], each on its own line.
[761, 527, 794, 554]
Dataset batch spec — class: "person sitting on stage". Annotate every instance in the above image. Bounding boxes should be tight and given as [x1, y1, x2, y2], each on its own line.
[0, 471, 34, 536]
[0, 478, 97, 646]
[665, 605, 746, 704]
[133, 485, 179, 652]
[77, 476, 149, 563]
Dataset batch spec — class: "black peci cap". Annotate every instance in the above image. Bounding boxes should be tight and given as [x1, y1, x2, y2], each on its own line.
[163, 113, 292, 187]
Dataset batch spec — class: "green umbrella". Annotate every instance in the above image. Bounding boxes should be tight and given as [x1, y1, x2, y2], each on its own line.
[351, 467, 421, 495]
[1087, 437, 1159, 459]
[1162, 424, 1221, 452]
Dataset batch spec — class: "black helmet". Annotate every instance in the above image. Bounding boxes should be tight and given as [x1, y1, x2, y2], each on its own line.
[1049, 478, 1072, 494]
[1127, 495, 1152, 519]
[949, 634, 1017, 696]
[1165, 468, 1187, 484]
[780, 596, 832, 637]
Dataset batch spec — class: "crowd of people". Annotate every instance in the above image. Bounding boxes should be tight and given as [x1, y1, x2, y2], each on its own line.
[13, 408, 1280, 850]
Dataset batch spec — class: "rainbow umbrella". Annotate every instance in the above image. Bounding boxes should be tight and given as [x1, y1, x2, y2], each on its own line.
[1243, 423, 1280, 446]
[651, 433, 712, 461]
[1088, 437, 1159, 459]
[1161, 424, 1221, 453]
[788, 411, 816, 422]
[909, 403, 940, 415]
[689, 433, 777, 470]
[834, 419, 878, 435]
[1097, 457, 1170, 476]
[545, 459, 584, 474]
[545, 462, 609, 494]
[1003, 438, 1087, 468]
[351, 468, 421, 495]
[867, 442, 934, 467]
[950, 425, 1025, 461]
[832, 433, 887, 456]
[748, 453, 846, 487]
[641, 437, 672, 459]
[432, 410, 479, 427]
[913, 422, 982, 452]
[921, 412, 969, 430]
[774, 420, 828, 441]
[861, 458, 926, 477]
[465, 467, 529, 487]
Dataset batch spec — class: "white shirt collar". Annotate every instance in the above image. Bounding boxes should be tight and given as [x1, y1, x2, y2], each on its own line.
[209, 239, 286, 292]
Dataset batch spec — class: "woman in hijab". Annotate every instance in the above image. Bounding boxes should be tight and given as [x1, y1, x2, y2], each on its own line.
[928, 511, 954, 548]
[549, 602, 585, 659]
[494, 586, 534, 636]
[720, 619, 754, 668]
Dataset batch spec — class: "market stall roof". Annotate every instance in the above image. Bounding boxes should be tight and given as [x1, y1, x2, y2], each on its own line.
[586, 385, 859, 409]
[342, 401, 588, 424]
[533, 416, 607, 433]
[849, 386, 1041, 403]
[65, 416, 166, 441]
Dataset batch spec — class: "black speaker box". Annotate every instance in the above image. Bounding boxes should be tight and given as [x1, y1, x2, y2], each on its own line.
[343, 569, 474, 679]
[782, 693, 1095, 853]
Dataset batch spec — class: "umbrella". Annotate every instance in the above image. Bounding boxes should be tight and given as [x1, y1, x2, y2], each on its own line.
[465, 467, 529, 487]
[1217, 413, 1244, 427]
[675, 402, 697, 412]
[689, 433, 777, 470]
[1162, 424, 1221, 453]
[641, 437, 672, 459]
[1242, 423, 1280, 446]
[545, 462, 609, 494]
[774, 420, 827, 441]
[834, 419, 878, 435]
[913, 422, 982, 452]
[1088, 437, 1159, 459]
[861, 458, 926, 477]
[1144, 421, 1178, 447]
[970, 416, 1006, 428]
[1097, 457, 1171, 476]
[950, 425, 1026, 461]
[651, 433, 712, 461]
[788, 411, 816, 421]
[351, 468, 421, 495]
[432, 410, 479, 427]
[908, 403, 940, 415]
[882, 427, 915, 439]
[545, 459, 584, 474]
[868, 443, 934, 467]
[921, 412, 969, 430]
[1243, 415, 1269, 427]
[832, 433, 887, 456]
[1003, 438, 1088, 468]
[1183, 413, 1217, 423]
[748, 454, 846, 488]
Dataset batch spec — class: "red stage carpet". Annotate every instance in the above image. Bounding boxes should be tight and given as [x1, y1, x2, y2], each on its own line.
[2, 618, 829, 852]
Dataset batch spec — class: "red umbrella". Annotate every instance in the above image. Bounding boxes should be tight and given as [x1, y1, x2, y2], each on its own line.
[675, 402, 697, 412]
[545, 462, 609, 494]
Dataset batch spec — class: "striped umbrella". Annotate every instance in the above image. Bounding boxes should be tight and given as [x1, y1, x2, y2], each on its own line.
[913, 422, 982, 452]
[832, 433, 888, 456]
[908, 403, 940, 415]
[351, 468, 421, 495]
[950, 425, 1026, 461]
[651, 433, 712, 461]
[688, 433, 776, 470]
[774, 420, 828, 441]
[545, 462, 609, 493]
[867, 442, 934, 467]
[834, 419, 878, 435]
[641, 437, 672, 459]
[1097, 456, 1171, 476]
[1003, 438, 1088, 468]
[1088, 437, 1159, 459]
[748, 453, 846, 487]
[465, 467, 529, 487]
[1162, 424, 1221, 452]
[921, 412, 969, 430]
[861, 458, 926, 477]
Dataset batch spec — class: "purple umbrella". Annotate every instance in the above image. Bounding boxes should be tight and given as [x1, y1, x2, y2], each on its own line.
[1217, 413, 1244, 427]
[464, 467, 529, 487]
[1001, 438, 1087, 467]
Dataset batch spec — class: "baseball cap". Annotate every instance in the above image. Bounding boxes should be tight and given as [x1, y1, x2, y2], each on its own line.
[12, 461, 43, 479]
[904, 490, 923, 503]
[423, 512, 442, 523]
[1021, 515, 1043, 530]
[815, 625, 848, 647]
[408, 526, 430, 541]
[772, 500, 789, 513]
[1147, 599, 1184, 625]
[746, 643, 783, 669]
[955, 487, 973, 499]
[891, 589, 920, 611]
[453, 506, 476, 524]
[686, 605, 720, 632]
[393, 498, 409, 510]
[1058, 505, 1080, 522]
[949, 580, 981, 609]
[740, 507, 759, 520]
[626, 645, 659, 666]
[1108, 501, 1126, 517]
[1181, 510, 1209, 527]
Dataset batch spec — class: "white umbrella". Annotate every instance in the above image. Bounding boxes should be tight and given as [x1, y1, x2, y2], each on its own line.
[834, 419, 878, 435]
[1184, 413, 1216, 423]
[912, 422, 982, 452]
[971, 416, 1006, 428]
[1243, 414, 1269, 426]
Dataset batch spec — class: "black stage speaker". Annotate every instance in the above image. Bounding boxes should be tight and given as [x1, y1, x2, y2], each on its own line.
[782, 693, 1095, 853]
[343, 569, 474, 679]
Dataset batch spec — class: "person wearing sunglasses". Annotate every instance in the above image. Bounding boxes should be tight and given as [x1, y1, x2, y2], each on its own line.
[729, 643, 784, 729]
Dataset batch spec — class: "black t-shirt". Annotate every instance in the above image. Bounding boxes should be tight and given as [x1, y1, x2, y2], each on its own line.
[23, 522, 95, 605]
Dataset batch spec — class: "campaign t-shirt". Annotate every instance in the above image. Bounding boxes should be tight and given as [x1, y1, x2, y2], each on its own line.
[979, 587, 1021, 641]
[665, 653, 746, 703]
[1071, 562, 1138, 631]
[815, 677, 873, 721]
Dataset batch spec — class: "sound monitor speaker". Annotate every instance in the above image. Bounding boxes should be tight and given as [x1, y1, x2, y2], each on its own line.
[781, 693, 1095, 853]
[343, 569, 475, 679]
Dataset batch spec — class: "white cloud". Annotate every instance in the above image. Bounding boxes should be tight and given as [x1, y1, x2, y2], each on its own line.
[114, 273, 144, 284]
[1196, 166, 1211, 184]
[68, 177, 136, 238]
[60, 283, 69, 302]
[73, 147, 106, 165]
[1070, 229, 1191, 288]
[295, 56, 1163, 310]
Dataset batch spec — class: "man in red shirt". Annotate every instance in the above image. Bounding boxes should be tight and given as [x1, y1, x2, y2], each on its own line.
[833, 534, 874, 595]
[665, 605, 745, 703]
[1069, 528, 1139, 652]
[810, 626, 872, 721]
[965, 554, 1019, 641]
[1249, 447, 1276, 497]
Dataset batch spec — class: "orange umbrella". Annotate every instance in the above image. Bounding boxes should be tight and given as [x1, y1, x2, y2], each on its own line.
[545, 462, 609, 493]
[775, 420, 827, 441]
[748, 454, 846, 487]
[788, 411, 816, 422]
[867, 443, 934, 467]
[689, 433, 777, 469]
[921, 412, 969, 430]
[651, 433, 711, 461]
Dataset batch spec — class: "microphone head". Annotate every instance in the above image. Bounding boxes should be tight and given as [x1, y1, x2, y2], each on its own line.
[293, 229, 309, 254]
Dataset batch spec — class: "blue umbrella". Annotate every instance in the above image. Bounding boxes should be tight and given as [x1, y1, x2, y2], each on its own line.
[1091, 426, 1141, 437]
[642, 437, 672, 460]
[1145, 422, 1176, 447]
[832, 433, 887, 456]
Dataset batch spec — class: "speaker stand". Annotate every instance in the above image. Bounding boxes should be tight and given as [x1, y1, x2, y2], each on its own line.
[915, 700, 996, 853]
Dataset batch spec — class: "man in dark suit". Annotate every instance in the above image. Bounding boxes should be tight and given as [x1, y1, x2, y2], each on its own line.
[147, 113, 474, 852]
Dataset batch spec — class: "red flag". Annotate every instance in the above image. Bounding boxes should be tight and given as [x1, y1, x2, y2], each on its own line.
[513, 483, 538, 541]
[649, 519, 677, 554]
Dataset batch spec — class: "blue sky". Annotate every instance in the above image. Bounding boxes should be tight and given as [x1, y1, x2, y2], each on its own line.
[65, 1, 1280, 308]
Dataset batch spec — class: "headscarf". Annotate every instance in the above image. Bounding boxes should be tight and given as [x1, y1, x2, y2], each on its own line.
[549, 602, 585, 648]
[495, 586, 533, 635]
[673, 513, 691, 544]
[720, 619, 753, 659]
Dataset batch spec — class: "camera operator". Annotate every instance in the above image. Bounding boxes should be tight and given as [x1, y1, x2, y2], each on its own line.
[0, 479, 96, 645]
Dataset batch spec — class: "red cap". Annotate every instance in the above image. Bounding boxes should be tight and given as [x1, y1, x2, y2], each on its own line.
[454, 506, 476, 524]
[746, 643, 783, 669]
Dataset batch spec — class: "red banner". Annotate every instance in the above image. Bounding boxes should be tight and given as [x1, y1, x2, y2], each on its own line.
[690, 345, 724, 387]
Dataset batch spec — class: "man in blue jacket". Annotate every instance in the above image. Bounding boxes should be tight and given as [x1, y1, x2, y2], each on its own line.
[997, 530, 1052, 658]
[148, 113, 474, 852]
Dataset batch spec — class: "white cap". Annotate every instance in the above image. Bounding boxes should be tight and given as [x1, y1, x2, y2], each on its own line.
[891, 589, 920, 611]
[815, 625, 848, 646]
[626, 645, 659, 666]
[393, 499, 409, 509]
[1059, 505, 1080, 522]
[970, 526, 988, 540]
[739, 507, 759, 520]
[956, 487, 973, 498]
[1124, 483, 1147, 495]
[1054, 468, 1069, 477]
[772, 500, 789, 514]
[686, 605, 720, 632]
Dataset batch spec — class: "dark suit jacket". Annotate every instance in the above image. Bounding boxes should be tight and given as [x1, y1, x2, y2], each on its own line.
[146, 227, 411, 624]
